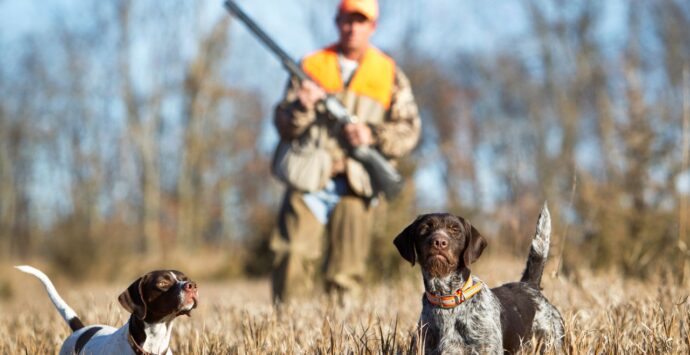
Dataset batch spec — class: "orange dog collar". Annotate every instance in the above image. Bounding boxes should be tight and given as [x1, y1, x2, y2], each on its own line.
[425, 277, 483, 309]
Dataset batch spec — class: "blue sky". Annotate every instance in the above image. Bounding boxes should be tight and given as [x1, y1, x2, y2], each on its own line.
[5, 0, 672, 217]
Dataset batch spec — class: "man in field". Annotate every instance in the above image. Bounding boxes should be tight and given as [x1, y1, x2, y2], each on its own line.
[270, 0, 421, 303]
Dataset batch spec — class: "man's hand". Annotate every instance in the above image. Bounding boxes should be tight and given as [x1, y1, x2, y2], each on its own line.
[296, 80, 326, 110]
[343, 122, 374, 147]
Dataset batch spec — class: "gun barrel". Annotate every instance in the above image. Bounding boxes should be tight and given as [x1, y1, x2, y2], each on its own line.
[223, 0, 309, 82]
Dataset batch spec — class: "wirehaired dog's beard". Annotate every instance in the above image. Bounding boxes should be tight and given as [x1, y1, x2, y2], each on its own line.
[424, 255, 457, 278]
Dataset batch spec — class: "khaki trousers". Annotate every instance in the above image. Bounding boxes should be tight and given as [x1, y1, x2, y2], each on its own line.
[270, 189, 374, 302]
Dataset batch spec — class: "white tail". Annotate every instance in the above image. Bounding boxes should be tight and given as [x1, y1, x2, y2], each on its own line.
[532, 203, 552, 259]
[519, 203, 552, 287]
[15, 265, 81, 329]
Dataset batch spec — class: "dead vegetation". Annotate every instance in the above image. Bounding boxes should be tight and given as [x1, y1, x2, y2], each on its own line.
[1, 1, 689, 353]
[2, 256, 688, 354]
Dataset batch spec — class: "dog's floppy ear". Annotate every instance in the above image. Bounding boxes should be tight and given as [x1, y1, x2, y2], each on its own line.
[460, 218, 487, 266]
[394, 216, 422, 265]
[118, 274, 149, 320]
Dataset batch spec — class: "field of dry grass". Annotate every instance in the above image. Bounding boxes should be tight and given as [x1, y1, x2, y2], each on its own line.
[1, 255, 689, 354]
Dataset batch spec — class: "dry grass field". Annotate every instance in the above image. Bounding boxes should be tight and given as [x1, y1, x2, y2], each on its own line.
[1, 256, 689, 354]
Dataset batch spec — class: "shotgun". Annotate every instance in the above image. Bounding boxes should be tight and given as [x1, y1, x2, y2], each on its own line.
[223, 0, 403, 199]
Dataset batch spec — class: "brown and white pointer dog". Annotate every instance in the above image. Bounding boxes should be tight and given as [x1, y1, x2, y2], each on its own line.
[394, 204, 564, 354]
[16, 265, 198, 355]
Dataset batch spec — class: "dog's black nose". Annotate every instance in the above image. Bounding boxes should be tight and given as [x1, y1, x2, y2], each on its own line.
[431, 236, 449, 249]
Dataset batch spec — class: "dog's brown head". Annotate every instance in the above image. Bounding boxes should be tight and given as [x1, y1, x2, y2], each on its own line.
[117, 270, 198, 323]
[394, 214, 487, 278]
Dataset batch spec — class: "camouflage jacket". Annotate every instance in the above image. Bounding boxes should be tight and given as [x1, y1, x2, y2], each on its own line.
[274, 64, 421, 197]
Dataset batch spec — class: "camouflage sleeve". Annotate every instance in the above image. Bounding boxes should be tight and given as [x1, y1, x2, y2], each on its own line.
[374, 67, 422, 159]
[274, 76, 317, 140]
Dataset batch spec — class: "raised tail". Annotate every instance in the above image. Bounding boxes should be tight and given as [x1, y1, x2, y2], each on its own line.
[520, 203, 552, 288]
[15, 265, 85, 331]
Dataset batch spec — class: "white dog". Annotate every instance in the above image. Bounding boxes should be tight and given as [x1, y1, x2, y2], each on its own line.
[16, 265, 198, 355]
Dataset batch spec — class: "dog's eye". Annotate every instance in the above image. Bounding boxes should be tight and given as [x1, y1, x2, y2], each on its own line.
[156, 281, 171, 290]
[418, 225, 429, 235]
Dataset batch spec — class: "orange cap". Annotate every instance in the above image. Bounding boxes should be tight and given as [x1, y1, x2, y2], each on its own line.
[338, 0, 378, 21]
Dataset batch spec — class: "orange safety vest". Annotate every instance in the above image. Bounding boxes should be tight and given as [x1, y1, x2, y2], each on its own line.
[301, 45, 395, 110]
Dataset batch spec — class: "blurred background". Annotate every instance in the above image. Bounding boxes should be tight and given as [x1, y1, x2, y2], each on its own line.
[0, 0, 688, 285]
